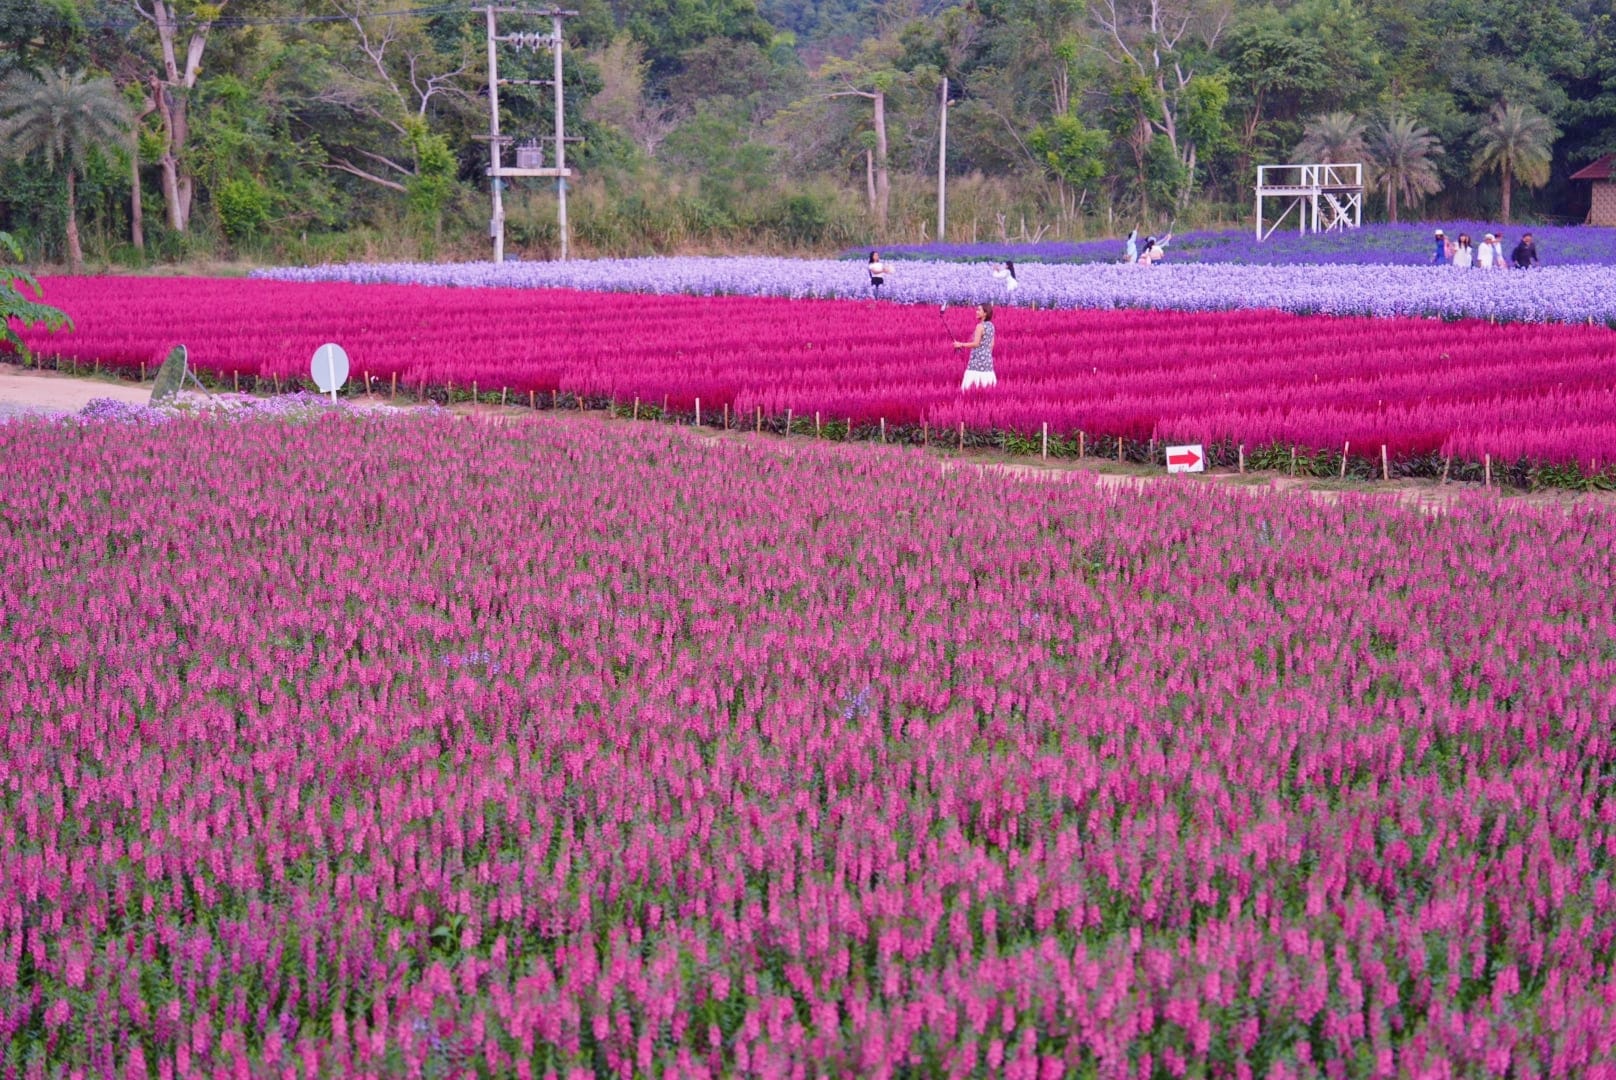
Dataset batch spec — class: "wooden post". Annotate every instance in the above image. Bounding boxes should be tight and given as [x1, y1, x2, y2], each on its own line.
[723, 403, 729, 430]
[662, 394, 668, 418]
[958, 422, 965, 451]
[756, 407, 762, 433]
[880, 417, 886, 443]
[633, 396, 639, 420]
[1238, 445, 1245, 474]
[1380, 444, 1389, 481]
[786, 408, 793, 436]
[530, 390, 536, 410]
[696, 398, 701, 427]
[816, 411, 822, 438]
[392, 372, 399, 401]
[140, 362, 146, 383]
[1078, 431, 1085, 459]
[234, 371, 240, 393]
[472, 381, 478, 405]
[1339, 441, 1349, 480]
[502, 387, 508, 407]
[274, 374, 280, 393]
[1441, 456, 1451, 484]
[1290, 447, 1297, 476]
[1117, 437, 1123, 463]
[1484, 453, 1491, 488]
[1041, 422, 1048, 459]
[553, 390, 559, 408]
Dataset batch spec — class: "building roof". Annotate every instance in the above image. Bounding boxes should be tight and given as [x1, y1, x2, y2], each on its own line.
[1570, 155, 1614, 182]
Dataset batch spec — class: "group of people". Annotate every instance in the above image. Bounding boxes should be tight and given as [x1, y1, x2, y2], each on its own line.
[1432, 228, 1540, 270]
[1122, 228, 1170, 265]
[868, 251, 1005, 390]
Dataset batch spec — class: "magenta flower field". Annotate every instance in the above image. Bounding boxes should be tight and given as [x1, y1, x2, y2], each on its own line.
[2, 413, 1615, 1076]
[15, 275, 1616, 476]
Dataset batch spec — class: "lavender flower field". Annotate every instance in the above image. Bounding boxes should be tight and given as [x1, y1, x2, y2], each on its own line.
[868, 222, 1616, 268]
[254, 257, 1616, 325]
[4, 412, 1616, 1076]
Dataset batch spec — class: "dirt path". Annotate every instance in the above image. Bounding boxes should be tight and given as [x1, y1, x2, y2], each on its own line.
[3, 365, 1600, 508]
[0, 365, 149, 418]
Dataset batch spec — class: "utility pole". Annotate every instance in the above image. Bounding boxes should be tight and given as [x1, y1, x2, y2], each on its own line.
[936, 77, 949, 243]
[482, 7, 576, 263]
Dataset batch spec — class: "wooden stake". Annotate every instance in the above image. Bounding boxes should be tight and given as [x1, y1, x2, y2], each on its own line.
[1441, 455, 1451, 484]
[1041, 422, 1048, 459]
[816, 411, 822, 438]
[364, 370, 370, 395]
[274, 374, 280, 393]
[1117, 436, 1123, 463]
[1290, 447, 1297, 476]
[1339, 441, 1349, 480]
[723, 403, 729, 430]
[530, 390, 536, 410]
[233, 371, 240, 393]
[958, 422, 965, 451]
[922, 422, 928, 447]
[756, 406, 762, 433]
[786, 408, 793, 435]
[140, 362, 146, 382]
[1238, 444, 1245, 474]
[633, 396, 640, 420]
[696, 398, 701, 427]
[472, 381, 478, 405]
[1380, 444, 1389, 481]
[880, 417, 886, 443]
[1484, 453, 1492, 488]
[392, 372, 398, 400]
[502, 387, 508, 407]
[1078, 431, 1085, 459]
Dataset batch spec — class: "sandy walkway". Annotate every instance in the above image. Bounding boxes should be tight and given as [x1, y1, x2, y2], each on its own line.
[0, 365, 148, 417]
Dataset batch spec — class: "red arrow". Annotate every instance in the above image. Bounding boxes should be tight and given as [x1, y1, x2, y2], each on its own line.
[1168, 449, 1201, 467]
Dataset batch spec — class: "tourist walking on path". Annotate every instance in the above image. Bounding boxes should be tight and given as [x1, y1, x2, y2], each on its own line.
[954, 303, 997, 390]
[1431, 229, 1451, 264]
[1512, 233, 1539, 269]
[991, 260, 1020, 294]
[1452, 234, 1475, 268]
[868, 251, 890, 296]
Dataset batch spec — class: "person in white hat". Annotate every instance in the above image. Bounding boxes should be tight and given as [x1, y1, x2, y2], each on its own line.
[1478, 232, 1498, 269]
[1431, 228, 1452, 264]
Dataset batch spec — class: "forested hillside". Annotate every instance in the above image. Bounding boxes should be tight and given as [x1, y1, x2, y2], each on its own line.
[0, 0, 1611, 264]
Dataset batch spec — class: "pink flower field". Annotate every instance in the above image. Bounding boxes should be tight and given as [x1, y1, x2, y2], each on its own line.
[2, 412, 1615, 1077]
[14, 275, 1616, 476]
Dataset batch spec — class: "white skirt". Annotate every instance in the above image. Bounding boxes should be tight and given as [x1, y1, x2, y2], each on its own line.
[962, 369, 997, 390]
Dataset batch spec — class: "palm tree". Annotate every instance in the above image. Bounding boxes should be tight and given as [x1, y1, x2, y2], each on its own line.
[1470, 102, 1556, 225]
[0, 69, 132, 270]
[1295, 112, 1373, 167]
[1371, 114, 1443, 223]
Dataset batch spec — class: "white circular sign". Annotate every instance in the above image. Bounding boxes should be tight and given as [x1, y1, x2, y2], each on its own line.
[311, 343, 350, 394]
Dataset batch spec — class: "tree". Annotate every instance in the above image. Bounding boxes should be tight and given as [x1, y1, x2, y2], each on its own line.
[1295, 111, 1372, 165]
[0, 231, 70, 353]
[0, 68, 131, 269]
[1370, 113, 1442, 222]
[1028, 112, 1105, 220]
[130, 0, 230, 234]
[819, 43, 903, 232]
[1470, 101, 1555, 224]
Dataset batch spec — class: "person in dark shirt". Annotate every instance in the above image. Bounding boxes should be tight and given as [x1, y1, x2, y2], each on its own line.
[1511, 233, 1540, 269]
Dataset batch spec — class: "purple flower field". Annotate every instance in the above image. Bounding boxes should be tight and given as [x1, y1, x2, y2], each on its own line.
[3, 412, 1616, 1076]
[255, 257, 1616, 325]
[868, 222, 1616, 268]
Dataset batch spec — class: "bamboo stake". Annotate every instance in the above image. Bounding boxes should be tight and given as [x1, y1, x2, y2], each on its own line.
[1485, 453, 1492, 488]
[1238, 445, 1245, 474]
[696, 399, 701, 427]
[1339, 441, 1350, 480]
[1380, 444, 1389, 481]
[1041, 422, 1048, 459]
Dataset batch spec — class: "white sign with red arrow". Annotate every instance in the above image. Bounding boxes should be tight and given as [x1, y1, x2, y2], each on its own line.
[1166, 444, 1205, 474]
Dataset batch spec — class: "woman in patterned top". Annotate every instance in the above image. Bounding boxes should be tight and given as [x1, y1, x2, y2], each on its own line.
[953, 303, 997, 390]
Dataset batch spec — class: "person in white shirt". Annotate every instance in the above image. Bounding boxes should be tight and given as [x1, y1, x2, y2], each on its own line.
[1488, 234, 1506, 270]
[1452, 234, 1474, 269]
[990, 260, 1020, 294]
[1477, 233, 1497, 269]
[867, 251, 890, 296]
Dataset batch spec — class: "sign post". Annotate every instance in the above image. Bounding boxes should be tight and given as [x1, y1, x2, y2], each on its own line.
[311, 343, 350, 403]
[1166, 444, 1205, 474]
